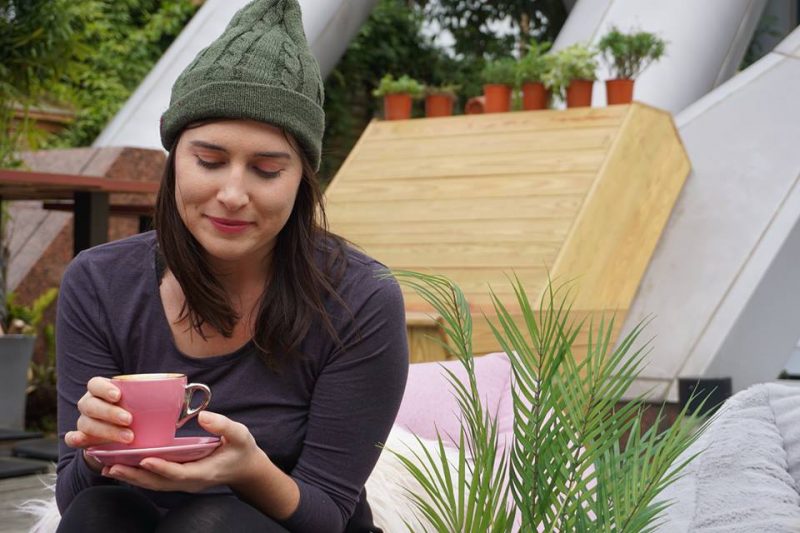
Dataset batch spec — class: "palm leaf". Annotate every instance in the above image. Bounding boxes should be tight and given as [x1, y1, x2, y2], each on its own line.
[383, 271, 708, 532]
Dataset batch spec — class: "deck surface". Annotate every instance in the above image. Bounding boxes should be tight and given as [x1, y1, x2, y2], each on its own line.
[0, 470, 54, 532]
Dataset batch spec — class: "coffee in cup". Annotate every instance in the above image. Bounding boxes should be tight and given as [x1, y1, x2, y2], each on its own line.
[111, 373, 211, 448]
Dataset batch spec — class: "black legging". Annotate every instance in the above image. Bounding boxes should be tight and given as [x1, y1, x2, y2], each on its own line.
[56, 486, 290, 533]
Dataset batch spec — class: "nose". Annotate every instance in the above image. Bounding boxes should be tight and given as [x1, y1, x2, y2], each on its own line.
[215, 167, 249, 211]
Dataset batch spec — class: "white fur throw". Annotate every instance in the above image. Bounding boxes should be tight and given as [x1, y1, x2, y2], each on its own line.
[18, 425, 460, 533]
[655, 383, 800, 532]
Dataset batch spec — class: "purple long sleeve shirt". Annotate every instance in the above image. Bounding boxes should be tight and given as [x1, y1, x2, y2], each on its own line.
[55, 231, 409, 532]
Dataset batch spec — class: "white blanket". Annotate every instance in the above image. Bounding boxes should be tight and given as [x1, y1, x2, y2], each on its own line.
[656, 383, 800, 532]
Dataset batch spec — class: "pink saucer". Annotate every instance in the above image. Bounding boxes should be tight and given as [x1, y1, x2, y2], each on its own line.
[86, 436, 221, 467]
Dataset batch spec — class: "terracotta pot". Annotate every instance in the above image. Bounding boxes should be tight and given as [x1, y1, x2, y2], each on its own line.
[383, 93, 413, 120]
[606, 78, 635, 105]
[565, 79, 594, 108]
[425, 93, 454, 117]
[483, 84, 512, 113]
[521, 82, 549, 111]
[464, 96, 485, 114]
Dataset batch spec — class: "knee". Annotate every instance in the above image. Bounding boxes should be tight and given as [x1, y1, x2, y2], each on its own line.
[57, 486, 159, 533]
[158, 496, 288, 533]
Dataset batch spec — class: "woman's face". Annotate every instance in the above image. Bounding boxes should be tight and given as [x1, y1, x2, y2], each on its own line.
[174, 119, 304, 268]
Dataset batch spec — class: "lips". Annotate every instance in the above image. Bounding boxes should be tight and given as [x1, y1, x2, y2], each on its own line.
[206, 215, 253, 234]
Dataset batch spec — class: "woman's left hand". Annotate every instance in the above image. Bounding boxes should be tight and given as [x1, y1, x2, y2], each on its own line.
[102, 411, 267, 493]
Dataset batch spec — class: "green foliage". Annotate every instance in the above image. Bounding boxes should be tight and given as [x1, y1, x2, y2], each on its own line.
[6, 287, 58, 335]
[0, 0, 90, 166]
[0, 0, 196, 162]
[388, 271, 707, 532]
[48, 0, 198, 148]
[597, 27, 667, 80]
[322, 1, 567, 182]
[372, 74, 426, 98]
[516, 41, 553, 84]
[425, 83, 460, 98]
[543, 42, 598, 99]
[321, 0, 457, 182]
[419, 0, 567, 58]
[481, 58, 518, 86]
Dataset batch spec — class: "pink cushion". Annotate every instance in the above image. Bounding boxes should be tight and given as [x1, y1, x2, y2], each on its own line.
[395, 352, 514, 447]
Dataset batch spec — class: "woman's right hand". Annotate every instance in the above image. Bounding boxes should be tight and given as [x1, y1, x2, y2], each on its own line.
[64, 377, 134, 468]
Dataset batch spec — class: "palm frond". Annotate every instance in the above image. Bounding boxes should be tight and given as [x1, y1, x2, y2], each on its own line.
[384, 270, 708, 532]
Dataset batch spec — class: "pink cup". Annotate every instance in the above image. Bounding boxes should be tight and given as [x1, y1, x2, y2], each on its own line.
[111, 373, 211, 448]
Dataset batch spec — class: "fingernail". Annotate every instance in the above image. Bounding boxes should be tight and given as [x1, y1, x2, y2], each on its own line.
[110, 390, 120, 401]
[121, 430, 134, 442]
[117, 412, 132, 424]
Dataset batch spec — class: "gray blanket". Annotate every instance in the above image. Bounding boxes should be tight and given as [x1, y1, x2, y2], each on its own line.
[657, 383, 800, 532]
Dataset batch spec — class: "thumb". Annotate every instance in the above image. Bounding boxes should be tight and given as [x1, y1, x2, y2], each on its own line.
[197, 411, 227, 436]
[198, 411, 249, 445]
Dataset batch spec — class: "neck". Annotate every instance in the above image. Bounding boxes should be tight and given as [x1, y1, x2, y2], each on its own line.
[207, 253, 272, 298]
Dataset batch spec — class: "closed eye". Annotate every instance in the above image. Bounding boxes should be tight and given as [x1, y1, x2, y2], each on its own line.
[253, 167, 282, 179]
[196, 157, 223, 169]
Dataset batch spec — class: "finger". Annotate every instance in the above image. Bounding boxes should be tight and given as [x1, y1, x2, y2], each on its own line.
[76, 416, 134, 445]
[65, 430, 121, 449]
[105, 464, 170, 491]
[65, 430, 99, 449]
[77, 395, 132, 426]
[198, 411, 247, 443]
[86, 377, 121, 404]
[138, 457, 187, 480]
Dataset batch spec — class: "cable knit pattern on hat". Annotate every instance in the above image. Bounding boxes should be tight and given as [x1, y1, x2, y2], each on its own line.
[160, 0, 324, 169]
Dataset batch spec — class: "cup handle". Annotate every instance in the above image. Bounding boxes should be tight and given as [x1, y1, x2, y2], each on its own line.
[177, 383, 212, 428]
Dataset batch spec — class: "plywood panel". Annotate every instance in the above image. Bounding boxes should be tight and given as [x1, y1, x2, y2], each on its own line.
[548, 104, 691, 310]
[327, 195, 583, 224]
[356, 128, 617, 161]
[344, 150, 607, 181]
[325, 104, 689, 363]
[365, 106, 629, 140]
[327, 174, 596, 201]
[364, 241, 561, 269]
[408, 308, 629, 358]
[341, 219, 572, 245]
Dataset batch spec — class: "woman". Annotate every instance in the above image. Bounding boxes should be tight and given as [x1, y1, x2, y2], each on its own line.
[54, 1, 409, 532]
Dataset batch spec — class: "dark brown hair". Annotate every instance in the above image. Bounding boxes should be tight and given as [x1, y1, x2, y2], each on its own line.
[154, 125, 348, 363]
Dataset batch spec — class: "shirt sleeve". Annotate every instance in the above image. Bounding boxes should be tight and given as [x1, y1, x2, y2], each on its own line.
[55, 255, 122, 514]
[279, 274, 409, 532]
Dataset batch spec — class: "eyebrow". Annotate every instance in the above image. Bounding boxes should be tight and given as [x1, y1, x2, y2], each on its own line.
[189, 140, 292, 159]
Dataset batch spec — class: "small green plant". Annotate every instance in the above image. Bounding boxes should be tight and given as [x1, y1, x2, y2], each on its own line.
[5, 288, 59, 335]
[543, 42, 599, 99]
[372, 74, 425, 98]
[387, 271, 707, 532]
[516, 41, 554, 84]
[598, 27, 667, 79]
[425, 83, 460, 98]
[481, 58, 518, 86]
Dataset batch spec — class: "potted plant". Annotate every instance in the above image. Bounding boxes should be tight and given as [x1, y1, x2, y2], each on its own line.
[424, 84, 459, 118]
[598, 27, 667, 105]
[387, 272, 707, 531]
[372, 74, 425, 121]
[481, 58, 517, 113]
[0, 288, 58, 430]
[517, 41, 554, 111]
[547, 43, 599, 108]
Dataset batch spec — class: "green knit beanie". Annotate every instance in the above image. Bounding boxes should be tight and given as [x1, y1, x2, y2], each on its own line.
[160, 0, 325, 170]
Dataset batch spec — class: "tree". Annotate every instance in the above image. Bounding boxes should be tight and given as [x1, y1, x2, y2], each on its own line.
[416, 0, 568, 58]
[48, 0, 198, 148]
[0, 0, 88, 167]
[321, 0, 455, 182]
